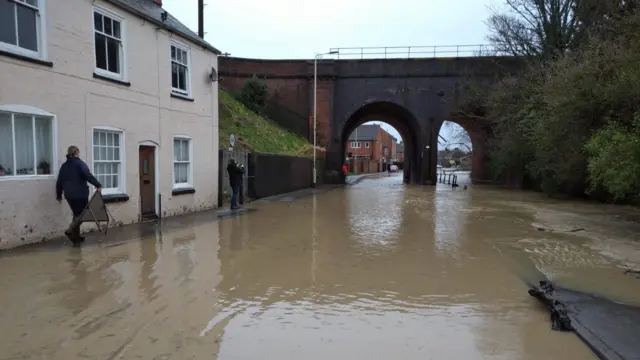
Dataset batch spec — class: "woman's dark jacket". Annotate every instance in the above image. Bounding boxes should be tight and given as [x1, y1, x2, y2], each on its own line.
[56, 157, 102, 200]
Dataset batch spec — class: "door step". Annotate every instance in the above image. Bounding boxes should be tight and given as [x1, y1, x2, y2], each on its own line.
[141, 212, 158, 221]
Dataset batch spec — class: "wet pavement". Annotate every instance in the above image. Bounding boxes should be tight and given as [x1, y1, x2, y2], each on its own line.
[1, 172, 640, 359]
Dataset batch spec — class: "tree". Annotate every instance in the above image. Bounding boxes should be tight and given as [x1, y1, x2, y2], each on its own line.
[585, 114, 640, 201]
[481, 2, 640, 200]
[486, 0, 580, 59]
[443, 121, 471, 146]
[240, 76, 268, 113]
[575, 0, 640, 39]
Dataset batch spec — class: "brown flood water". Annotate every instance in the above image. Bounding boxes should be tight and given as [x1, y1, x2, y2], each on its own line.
[1, 172, 640, 360]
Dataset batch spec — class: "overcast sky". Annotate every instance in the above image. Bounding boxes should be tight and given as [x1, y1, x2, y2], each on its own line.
[162, 0, 497, 149]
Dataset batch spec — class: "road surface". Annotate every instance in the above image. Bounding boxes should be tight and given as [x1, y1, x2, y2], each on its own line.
[1, 173, 640, 359]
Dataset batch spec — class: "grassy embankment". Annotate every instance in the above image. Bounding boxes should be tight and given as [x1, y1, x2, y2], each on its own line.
[218, 90, 315, 156]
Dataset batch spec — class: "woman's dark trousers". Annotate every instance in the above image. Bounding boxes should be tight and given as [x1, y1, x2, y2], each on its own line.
[66, 198, 88, 244]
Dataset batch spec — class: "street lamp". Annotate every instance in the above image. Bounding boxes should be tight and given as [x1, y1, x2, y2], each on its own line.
[313, 50, 338, 187]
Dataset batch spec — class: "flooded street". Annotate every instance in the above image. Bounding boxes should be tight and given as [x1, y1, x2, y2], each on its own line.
[2, 173, 640, 360]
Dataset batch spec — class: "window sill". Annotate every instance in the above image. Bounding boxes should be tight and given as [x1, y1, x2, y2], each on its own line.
[0, 49, 53, 67]
[172, 187, 195, 196]
[0, 174, 55, 181]
[102, 193, 130, 203]
[93, 72, 131, 87]
[171, 92, 194, 102]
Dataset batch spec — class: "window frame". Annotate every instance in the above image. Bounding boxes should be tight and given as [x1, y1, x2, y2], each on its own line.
[0, 0, 48, 61]
[92, 5, 127, 81]
[170, 41, 192, 97]
[172, 135, 193, 189]
[91, 126, 126, 195]
[0, 104, 57, 181]
[365, 142, 370, 148]
[350, 141, 362, 149]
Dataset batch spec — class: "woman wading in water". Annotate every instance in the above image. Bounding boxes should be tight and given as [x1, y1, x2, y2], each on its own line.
[56, 145, 102, 246]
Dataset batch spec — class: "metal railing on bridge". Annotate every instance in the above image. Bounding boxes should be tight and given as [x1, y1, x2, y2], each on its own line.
[328, 45, 503, 60]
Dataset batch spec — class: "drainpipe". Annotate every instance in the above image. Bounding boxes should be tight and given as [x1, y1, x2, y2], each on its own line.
[198, 0, 204, 38]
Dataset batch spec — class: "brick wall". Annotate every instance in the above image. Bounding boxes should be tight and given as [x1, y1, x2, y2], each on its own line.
[346, 140, 374, 158]
[315, 80, 333, 148]
[219, 57, 312, 133]
[218, 57, 336, 146]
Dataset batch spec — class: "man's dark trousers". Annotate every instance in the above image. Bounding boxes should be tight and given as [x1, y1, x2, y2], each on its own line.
[230, 185, 239, 209]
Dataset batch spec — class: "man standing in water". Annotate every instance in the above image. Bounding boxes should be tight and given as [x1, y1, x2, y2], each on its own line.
[56, 145, 102, 246]
[227, 158, 244, 210]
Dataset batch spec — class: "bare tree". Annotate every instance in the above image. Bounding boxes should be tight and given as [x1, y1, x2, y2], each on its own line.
[443, 121, 472, 150]
[487, 0, 580, 58]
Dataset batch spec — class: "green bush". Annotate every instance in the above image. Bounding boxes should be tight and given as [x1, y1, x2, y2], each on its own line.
[240, 76, 268, 113]
[585, 115, 640, 202]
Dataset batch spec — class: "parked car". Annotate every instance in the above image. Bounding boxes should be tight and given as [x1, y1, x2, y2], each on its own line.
[390, 165, 399, 172]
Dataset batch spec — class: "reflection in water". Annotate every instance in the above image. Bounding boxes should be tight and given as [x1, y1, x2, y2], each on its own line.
[434, 185, 470, 255]
[312, 193, 318, 285]
[347, 180, 405, 247]
[172, 228, 197, 285]
[2, 172, 640, 359]
[138, 230, 160, 302]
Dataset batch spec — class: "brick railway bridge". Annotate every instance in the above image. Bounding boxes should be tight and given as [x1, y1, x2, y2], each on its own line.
[219, 46, 520, 185]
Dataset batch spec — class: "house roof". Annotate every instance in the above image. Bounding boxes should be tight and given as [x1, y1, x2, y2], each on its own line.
[105, 0, 222, 54]
[348, 125, 380, 141]
[397, 143, 404, 152]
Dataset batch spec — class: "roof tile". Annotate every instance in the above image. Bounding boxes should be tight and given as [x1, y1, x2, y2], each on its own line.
[348, 125, 380, 141]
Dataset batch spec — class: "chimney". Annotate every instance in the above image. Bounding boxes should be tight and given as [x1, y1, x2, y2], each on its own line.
[198, 0, 204, 38]
[153, 0, 162, 6]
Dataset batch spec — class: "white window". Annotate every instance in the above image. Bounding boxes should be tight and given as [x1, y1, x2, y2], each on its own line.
[171, 43, 190, 96]
[350, 141, 361, 148]
[0, 0, 45, 59]
[173, 137, 192, 188]
[93, 7, 124, 79]
[365, 142, 370, 148]
[0, 108, 54, 178]
[93, 128, 124, 194]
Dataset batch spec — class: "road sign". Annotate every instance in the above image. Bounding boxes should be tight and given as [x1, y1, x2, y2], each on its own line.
[230, 134, 236, 147]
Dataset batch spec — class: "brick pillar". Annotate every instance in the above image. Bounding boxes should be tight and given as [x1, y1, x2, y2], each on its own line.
[422, 119, 438, 185]
[470, 128, 489, 183]
[315, 79, 333, 149]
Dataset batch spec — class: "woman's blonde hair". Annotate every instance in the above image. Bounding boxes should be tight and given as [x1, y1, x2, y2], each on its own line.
[66, 145, 79, 158]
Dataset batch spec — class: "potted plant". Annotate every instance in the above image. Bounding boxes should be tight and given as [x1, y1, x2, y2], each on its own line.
[38, 160, 51, 175]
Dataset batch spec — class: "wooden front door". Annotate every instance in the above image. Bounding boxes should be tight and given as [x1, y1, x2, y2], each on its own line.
[139, 146, 156, 217]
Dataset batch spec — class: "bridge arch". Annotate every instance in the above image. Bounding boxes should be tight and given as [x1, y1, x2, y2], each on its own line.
[435, 116, 491, 183]
[341, 101, 423, 184]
